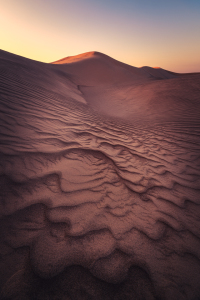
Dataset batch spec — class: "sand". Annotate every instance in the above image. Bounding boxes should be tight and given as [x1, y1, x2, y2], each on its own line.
[0, 49, 200, 300]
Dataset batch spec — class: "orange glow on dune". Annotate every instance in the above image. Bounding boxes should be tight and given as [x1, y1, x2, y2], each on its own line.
[51, 51, 98, 64]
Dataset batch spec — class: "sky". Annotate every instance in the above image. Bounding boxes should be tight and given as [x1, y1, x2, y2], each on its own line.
[1, 0, 200, 72]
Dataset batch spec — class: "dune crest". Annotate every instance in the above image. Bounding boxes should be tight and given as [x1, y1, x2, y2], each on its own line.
[51, 51, 107, 64]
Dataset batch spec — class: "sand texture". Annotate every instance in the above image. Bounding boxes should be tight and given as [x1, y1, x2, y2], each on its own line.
[0, 50, 200, 300]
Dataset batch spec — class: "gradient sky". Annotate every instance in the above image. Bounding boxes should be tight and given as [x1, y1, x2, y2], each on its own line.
[1, 0, 200, 72]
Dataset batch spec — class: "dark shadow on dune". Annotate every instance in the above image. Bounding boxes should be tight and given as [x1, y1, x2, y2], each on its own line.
[1, 264, 159, 300]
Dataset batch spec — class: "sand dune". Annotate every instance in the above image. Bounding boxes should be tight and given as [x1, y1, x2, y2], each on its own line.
[52, 51, 199, 123]
[0, 49, 200, 300]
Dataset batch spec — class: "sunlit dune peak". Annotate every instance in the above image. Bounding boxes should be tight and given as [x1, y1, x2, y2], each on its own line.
[140, 66, 177, 79]
[51, 51, 108, 64]
[140, 66, 161, 69]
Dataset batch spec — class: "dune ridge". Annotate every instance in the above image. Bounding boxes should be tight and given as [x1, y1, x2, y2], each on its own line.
[0, 49, 200, 300]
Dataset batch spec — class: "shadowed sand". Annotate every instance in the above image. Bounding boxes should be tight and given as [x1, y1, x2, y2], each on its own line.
[0, 50, 200, 300]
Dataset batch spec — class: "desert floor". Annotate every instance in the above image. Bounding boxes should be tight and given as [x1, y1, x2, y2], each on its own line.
[0, 50, 200, 300]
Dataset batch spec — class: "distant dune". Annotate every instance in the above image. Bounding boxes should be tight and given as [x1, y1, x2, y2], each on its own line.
[0, 49, 200, 300]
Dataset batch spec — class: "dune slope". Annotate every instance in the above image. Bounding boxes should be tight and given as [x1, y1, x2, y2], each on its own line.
[0, 50, 200, 300]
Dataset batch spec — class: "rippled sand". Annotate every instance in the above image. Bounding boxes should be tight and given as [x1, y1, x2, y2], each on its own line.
[0, 50, 200, 300]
